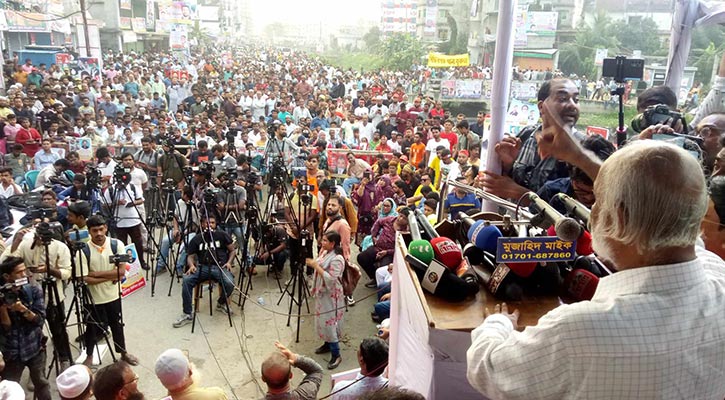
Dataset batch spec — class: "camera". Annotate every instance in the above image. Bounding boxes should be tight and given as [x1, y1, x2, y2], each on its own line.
[85, 166, 101, 188]
[301, 184, 313, 192]
[203, 187, 220, 203]
[109, 254, 132, 264]
[162, 178, 176, 193]
[27, 206, 56, 220]
[113, 164, 131, 186]
[36, 221, 63, 244]
[631, 104, 688, 133]
[363, 171, 372, 180]
[0, 278, 28, 305]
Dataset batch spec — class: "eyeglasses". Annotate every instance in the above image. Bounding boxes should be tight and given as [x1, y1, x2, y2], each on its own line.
[123, 374, 139, 386]
[421, 177, 430, 181]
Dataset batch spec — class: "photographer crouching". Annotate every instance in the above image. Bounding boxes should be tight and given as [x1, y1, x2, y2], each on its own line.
[0, 256, 51, 400]
[1, 221, 73, 371]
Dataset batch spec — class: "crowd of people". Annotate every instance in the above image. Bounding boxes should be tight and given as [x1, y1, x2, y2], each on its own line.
[0, 39, 721, 400]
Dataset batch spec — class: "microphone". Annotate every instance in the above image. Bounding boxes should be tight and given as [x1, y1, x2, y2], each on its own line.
[560, 268, 599, 303]
[527, 192, 581, 242]
[414, 209, 439, 241]
[545, 225, 593, 256]
[470, 251, 524, 301]
[553, 193, 590, 227]
[407, 211, 435, 265]
[459, 212, 537, 278]
[405, 253, 478, 302]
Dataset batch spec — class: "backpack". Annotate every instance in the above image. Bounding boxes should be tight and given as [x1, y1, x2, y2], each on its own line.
[340, 261, 361, 297]
[80, 238, 121, 265]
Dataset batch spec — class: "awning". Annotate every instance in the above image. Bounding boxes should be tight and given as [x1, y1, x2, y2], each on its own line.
[513, 49, 558, 59]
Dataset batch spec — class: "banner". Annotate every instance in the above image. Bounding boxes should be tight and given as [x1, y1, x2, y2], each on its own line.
[594, 48, 608, 66]
[506, 99, 540, 135]
[169, 29, 189, 50]
[510, 81, 539, 100]
[514, 5, 528, 47]
[527, 11, 558, 36]
[424, 0, 437, 35]
[120, 17, 132, 30]
[146, 0, 156, 31]
[167, 69, 190, 81]
[380, 0, 417, 34]
[427, 52, 470, 67]
[157, 0, 197, 25]
[5, 11, 49, 32]
[121, 244, 147, 298]
[120, 0, 132, 10]
[440, 80, 483, 99]
[132, 17, 147, 32]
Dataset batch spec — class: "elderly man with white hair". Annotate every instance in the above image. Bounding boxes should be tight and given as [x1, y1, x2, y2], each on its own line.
[155, 348, 227, 400]
[466, 125, 725, 398]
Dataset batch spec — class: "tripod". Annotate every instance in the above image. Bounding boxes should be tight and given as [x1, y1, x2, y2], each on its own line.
[36, 237, 70, 378]
[62, 237, 116, 367]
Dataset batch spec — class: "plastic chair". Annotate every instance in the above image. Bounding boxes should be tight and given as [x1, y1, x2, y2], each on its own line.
[24, 170, 39, 191]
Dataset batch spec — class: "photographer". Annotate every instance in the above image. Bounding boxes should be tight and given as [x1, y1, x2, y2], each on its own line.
[66, 200, 91, 243]
[173, 214, 235, 328]
[157, 139, 188, 191]
[211, 144, 236, 179]
[102, 166, 147, 271]
[191, 166, 214, 209]
[285, 174, 318, 276]
[77, 215, 139, 367]
[189, 140, 214, 166]
[59, 174, 92, 203]
[134, 137, 158, 179]
[2, 224, 73, 370]
[264, 123, 299, 175]
[257, 212, 289, 279]
[216, 170, 246, 246]
[35, 158, 71, 190]
[0, 257, 51, 400]
[157, 187, 198, 275]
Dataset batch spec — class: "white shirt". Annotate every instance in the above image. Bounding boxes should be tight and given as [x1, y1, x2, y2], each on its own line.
[103, 184, 143, 228]
[331, 374, 388, 400]
[0, 380, 24, 400]
[99, 159, 117, 178]
[466, 246, 725, 400]
[425, 138, 451, 154]
[0, 182, 21, 198]
[354, 106, 370, 118]
[691, 75, 725, 128]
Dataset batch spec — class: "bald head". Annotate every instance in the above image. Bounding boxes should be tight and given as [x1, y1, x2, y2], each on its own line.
[261, 352, 292, 390]
[592, 141, 708, 256]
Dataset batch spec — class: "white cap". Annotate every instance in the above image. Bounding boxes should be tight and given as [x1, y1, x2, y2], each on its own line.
[56, 365, 91, 398]
[155, 349, 189, 388]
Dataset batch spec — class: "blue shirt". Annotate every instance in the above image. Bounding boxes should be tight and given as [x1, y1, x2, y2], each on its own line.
[310, 117, 330, 130]
[4, 284, 46, 362]
[34, 149, 60, 170]
[445, 192, 481, 219]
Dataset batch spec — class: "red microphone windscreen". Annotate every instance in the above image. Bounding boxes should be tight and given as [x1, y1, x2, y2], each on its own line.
[562, 268, 599, 302]
[546, 225, 557, 236]
[506, 261, 537, 278]
[430, 237, 462, 270]
[576, 230, 594, 256]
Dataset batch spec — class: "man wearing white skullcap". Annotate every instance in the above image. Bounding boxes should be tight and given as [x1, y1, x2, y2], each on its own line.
[154, 348, 226, 400]
[56, 365, 93, 400]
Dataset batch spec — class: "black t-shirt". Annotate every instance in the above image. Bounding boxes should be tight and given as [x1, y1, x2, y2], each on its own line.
[190, 149, 214, 166]
[187, 230, 234, 266]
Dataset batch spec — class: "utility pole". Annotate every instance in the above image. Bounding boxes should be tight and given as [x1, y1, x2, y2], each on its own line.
[79, 0, 92, 56]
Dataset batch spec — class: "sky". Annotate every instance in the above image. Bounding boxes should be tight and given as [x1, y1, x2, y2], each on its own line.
[250, 0, 381, 33]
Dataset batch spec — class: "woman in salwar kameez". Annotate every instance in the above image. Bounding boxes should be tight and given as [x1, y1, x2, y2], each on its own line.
[305, 230, 345, 370]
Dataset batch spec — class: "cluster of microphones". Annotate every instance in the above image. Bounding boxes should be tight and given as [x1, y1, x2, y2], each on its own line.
[405, 191, 608, 304]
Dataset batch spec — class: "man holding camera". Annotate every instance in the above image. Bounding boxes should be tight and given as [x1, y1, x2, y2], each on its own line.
[1, 224, 73, 370]
[157, 140, 188, 191]
[103, 163, 147, 271]
[77, 215, 139, 367]
[0, 257, 51, 400]
[173, 214, 236, 328]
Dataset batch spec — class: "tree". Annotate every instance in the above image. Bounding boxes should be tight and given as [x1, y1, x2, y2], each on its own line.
[608, 17, 662, 55]
[380, 33, 425, 71]
[558, 12, 618, 78]
[362, 26, 381, 50]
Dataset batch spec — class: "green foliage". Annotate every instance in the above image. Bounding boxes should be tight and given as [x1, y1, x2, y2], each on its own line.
[690, 26, 725, 85]
[608, 17, 661, 55]
[558, 12, 618, 78]
[322, 52, 384, 72]
[362, 27, 381, 51]
[558, 13, 665, 77]
[380, 33, 425, 71]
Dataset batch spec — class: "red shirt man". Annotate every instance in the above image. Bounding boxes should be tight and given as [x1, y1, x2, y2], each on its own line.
[439, 120, 458, 153]
[15, 118, 42, 156]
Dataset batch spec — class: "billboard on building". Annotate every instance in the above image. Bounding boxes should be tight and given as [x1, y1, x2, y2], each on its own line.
[380, 0, 417, 34]
[424, 0, 437, 36]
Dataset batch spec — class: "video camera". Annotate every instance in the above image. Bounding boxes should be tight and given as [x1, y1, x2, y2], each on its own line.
[0, 278, 28, 305]
[113, 164, 132, 186]
[85, 166, 102, 189]
[26, 206, 56, 220]
[36, 221, 63, 245]
[161, 178, 176, 193]
[203, 187, 221, 203]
